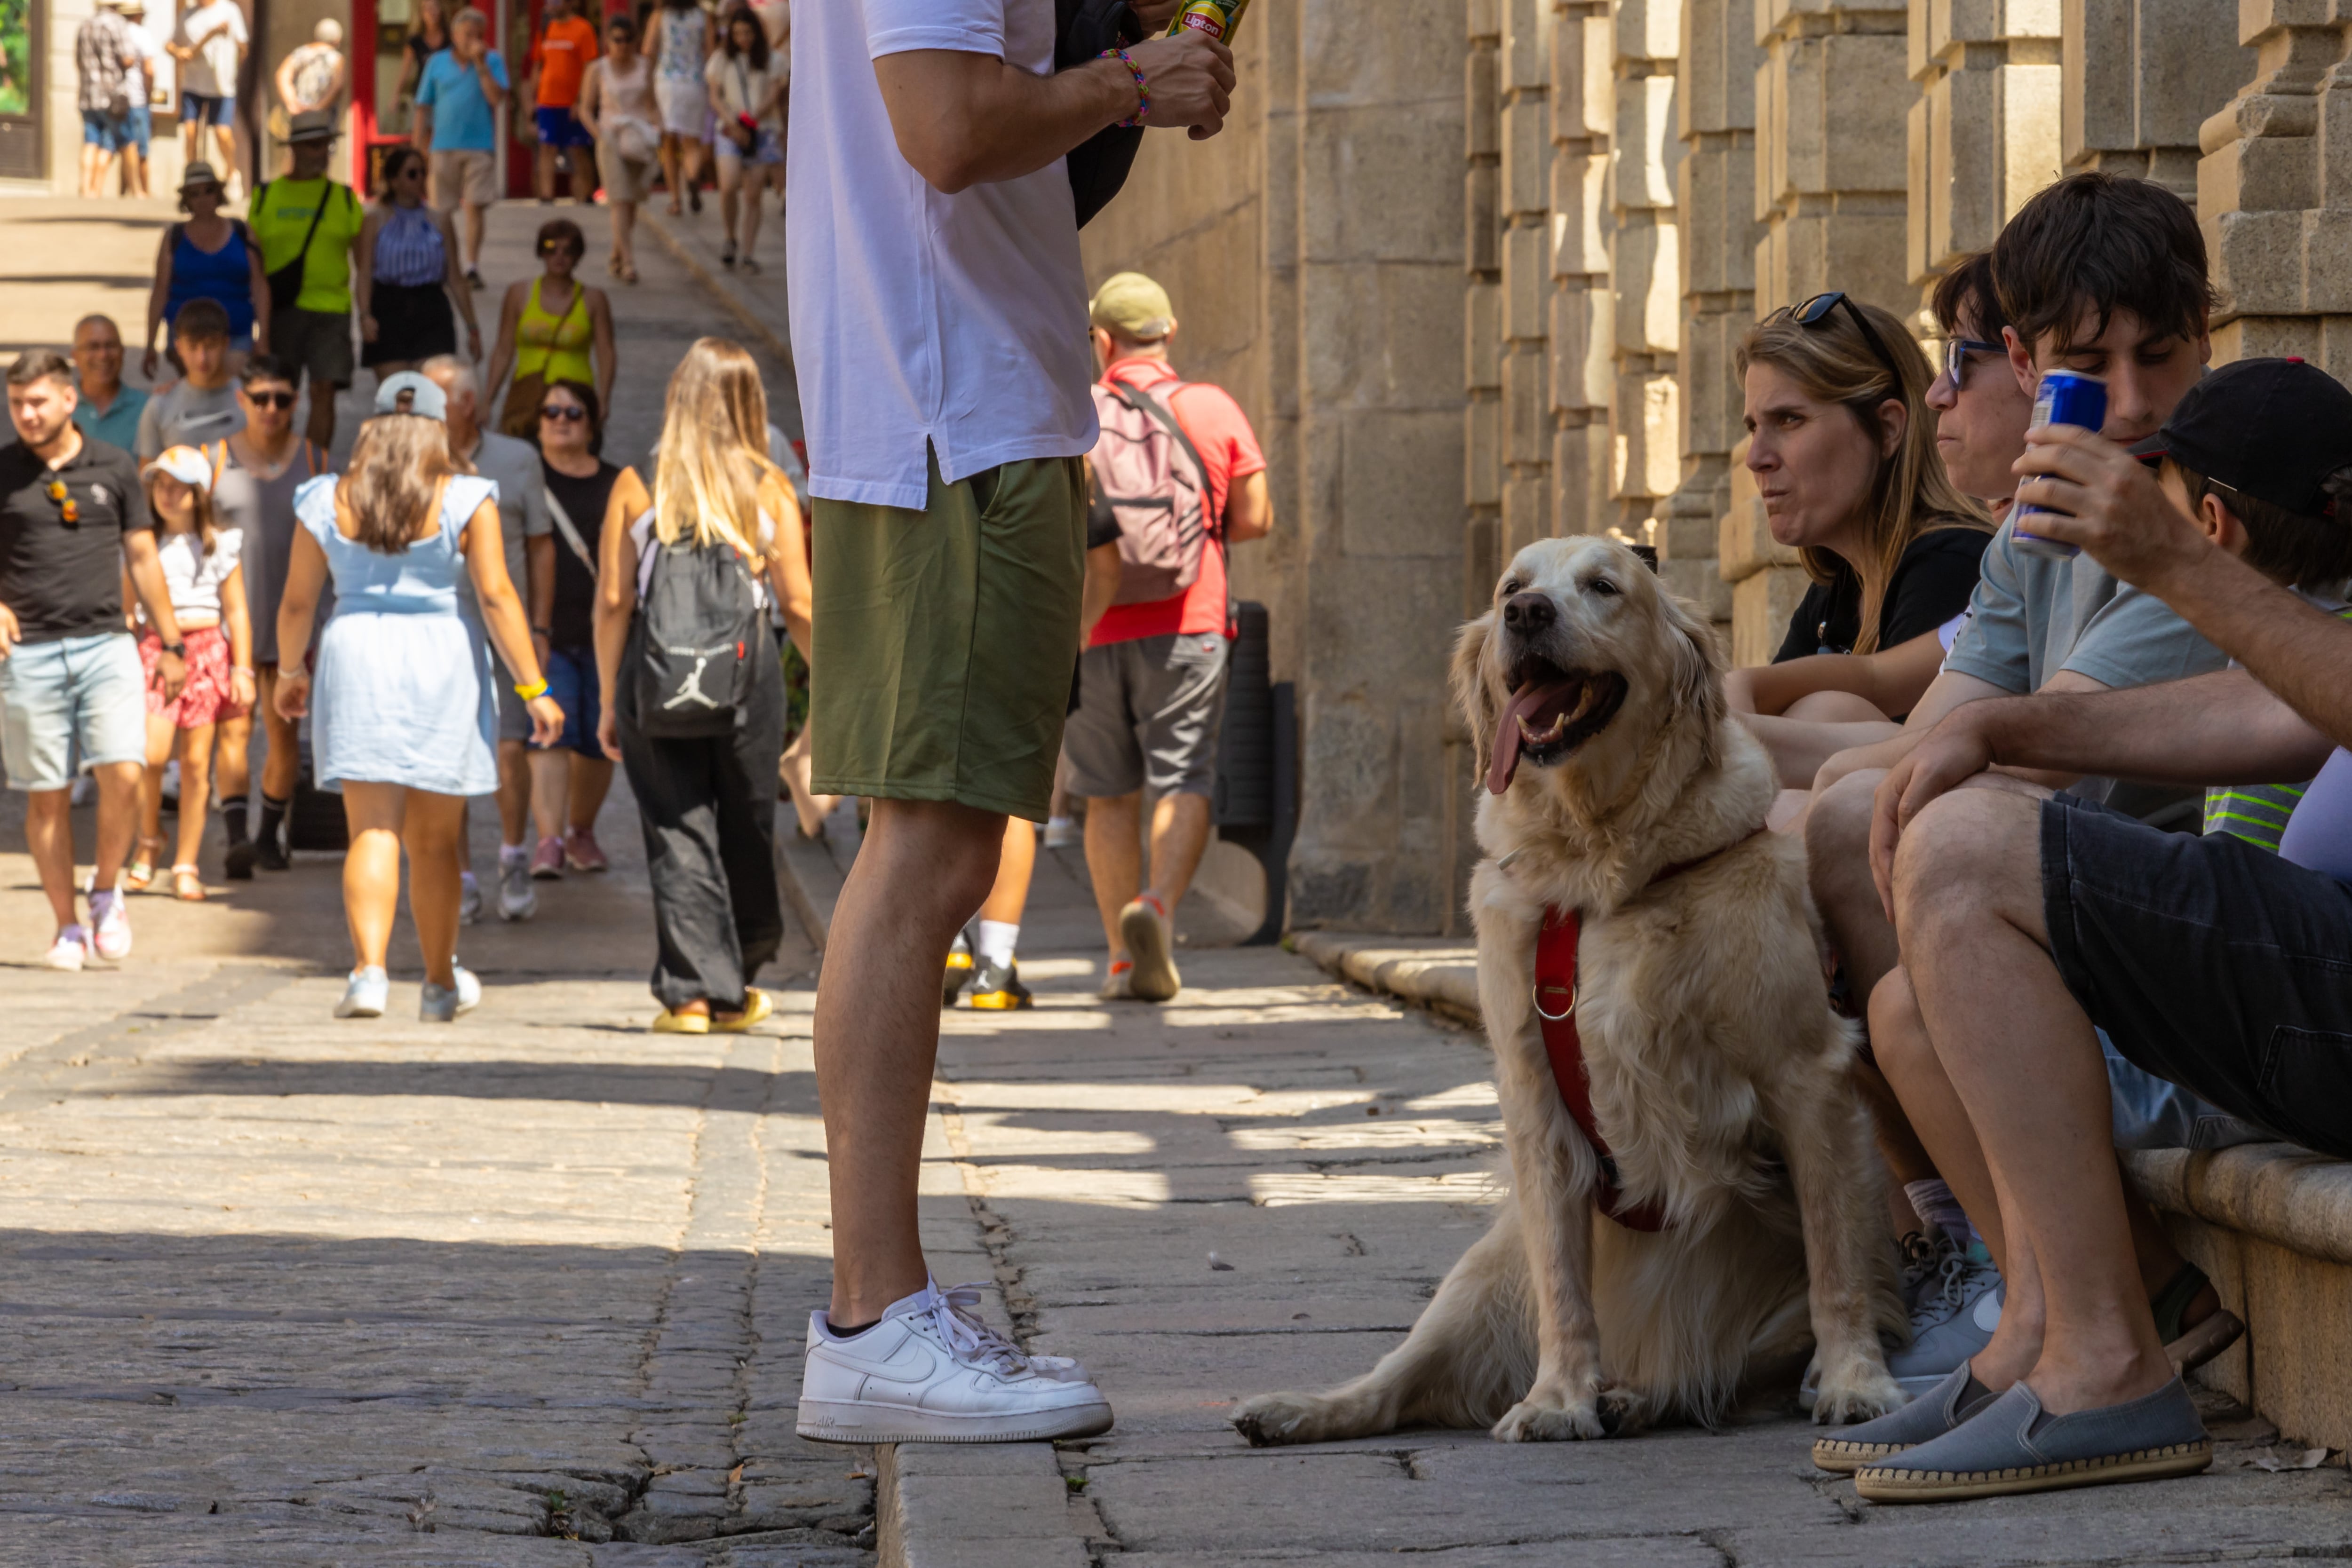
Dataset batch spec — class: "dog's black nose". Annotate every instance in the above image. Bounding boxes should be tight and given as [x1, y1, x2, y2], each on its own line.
[1502, 592, 1555, 635]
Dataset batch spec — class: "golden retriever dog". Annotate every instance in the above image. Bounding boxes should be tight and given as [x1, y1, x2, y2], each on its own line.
[1234, 536, 1904, 1445]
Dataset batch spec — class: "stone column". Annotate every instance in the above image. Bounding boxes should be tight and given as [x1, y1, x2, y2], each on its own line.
[1552, 0, 1615, 536]
[1729, 0, 1911, 662]
[1908, 0, 2063, 307]
[2197, 4, 2352, 375]
[1660, 0, 1755, 627]
[1499, 0, 1558, 551]
[1608, 0, 1685, 541]
[1468, 0, 1506, 597]
[2066, 0, 2255, 200]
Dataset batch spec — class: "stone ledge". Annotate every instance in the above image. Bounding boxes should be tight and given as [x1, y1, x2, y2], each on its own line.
[1289, 930, 1481, 1026]
[2127, 1145, 2352, 1269]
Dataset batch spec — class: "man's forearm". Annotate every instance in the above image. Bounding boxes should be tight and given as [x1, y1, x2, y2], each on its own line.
[2148, 550, 2352, 754]
[875, 51, 1135, 193]
[1971, 669, 2334, 788]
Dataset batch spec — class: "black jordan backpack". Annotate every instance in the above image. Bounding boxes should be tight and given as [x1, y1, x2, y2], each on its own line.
[630, 528, 765, 740]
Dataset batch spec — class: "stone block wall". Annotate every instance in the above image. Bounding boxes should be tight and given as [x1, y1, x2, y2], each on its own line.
[2198, 3, 2352, 375]
[1907, 0, 2064, 317]
[2065, 0, 2254, 198]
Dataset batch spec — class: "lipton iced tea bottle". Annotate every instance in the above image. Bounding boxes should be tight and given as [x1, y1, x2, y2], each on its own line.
[1168, 0, 1250, 42]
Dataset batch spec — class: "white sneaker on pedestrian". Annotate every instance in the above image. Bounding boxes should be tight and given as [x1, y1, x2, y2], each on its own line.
[498, 860, 538, 921]
[1119, 894, 1179, 1002]
[336, 966, 389, 1018]
[87, 888, 131, 961]
[459, 873, 485, 926]
[797, 1279, 1113, 1444]
[420, 963, 482, 1022]
[1042, 815, 1080, 849]
[43, 927, 88, 972]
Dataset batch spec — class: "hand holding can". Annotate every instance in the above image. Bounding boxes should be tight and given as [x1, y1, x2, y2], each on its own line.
[2011, 371, 2107, 560]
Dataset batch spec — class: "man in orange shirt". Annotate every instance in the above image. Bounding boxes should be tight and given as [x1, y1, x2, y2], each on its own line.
[524, 0, 600, 203]
[1071, 272, 1274, 1004]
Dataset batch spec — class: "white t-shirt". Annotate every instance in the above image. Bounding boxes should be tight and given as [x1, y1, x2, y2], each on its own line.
[705, 49, 782, 125]
[785, 0, 1095, 509]
[176, 0, 247, 98]
[156, 525, 243, 618]
[125, 21, 168, 99]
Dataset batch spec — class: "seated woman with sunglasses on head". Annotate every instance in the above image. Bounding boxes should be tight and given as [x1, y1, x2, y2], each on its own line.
[1728, 289, 1994, 803]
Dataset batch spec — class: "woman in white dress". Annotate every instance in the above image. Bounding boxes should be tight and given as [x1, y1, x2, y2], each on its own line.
[648, 0, 711, 218]
[273, 373, 563, 1022]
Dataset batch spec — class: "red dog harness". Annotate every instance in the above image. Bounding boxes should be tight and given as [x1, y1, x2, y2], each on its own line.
[1532, 836, 1762, 1232]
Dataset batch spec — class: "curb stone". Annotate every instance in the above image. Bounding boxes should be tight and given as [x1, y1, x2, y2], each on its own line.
[875, 1444, 1092, 1568]
[1291, 929, 1482, 1026]
[639, 204, 795, 370]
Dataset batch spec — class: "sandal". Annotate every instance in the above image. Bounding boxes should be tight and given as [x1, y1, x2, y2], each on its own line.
[170, 864, 206, 903]
[2152, 1262, 2244, 1374]
[720, 238, 736, 268]
[739, 256, 760, 276]
[608, 252, 624, 278]
[123, 835, 166, 893]
[620, 261, 640, 285]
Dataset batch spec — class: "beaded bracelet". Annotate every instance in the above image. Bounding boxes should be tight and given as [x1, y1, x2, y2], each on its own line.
[1100, 46, 1148, 127]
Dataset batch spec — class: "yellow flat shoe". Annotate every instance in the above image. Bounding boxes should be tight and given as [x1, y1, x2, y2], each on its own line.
[652, 1008, 711, 1035]
[712, 988, 774, 1033]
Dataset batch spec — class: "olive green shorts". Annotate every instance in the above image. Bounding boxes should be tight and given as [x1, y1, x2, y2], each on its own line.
[809, 451, 1086, 822]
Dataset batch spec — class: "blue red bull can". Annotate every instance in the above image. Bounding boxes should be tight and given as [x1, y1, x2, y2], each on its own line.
[2012, 370, 2108, 560]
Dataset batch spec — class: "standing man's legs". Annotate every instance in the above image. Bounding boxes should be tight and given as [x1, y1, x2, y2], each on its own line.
[816, 798, 1003, 1311]
[253, 664, 302, 865]
[808, 454, 1087, 1326]
[22, 789, 79, 929]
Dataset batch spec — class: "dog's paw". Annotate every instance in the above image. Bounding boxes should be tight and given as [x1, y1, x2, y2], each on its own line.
[1232, 1393, 1332, 1447]
[1491, 1395, 1608, 1442]
[1809, 1362, 1906, 1425]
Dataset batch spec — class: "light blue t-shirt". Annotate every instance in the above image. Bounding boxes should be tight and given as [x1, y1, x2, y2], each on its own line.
[416, 48, 509, 152]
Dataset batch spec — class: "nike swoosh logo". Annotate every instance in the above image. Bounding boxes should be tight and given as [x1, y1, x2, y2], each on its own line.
[1974, 1290, 2004, 1332]
[829, 1339, 934, 1381]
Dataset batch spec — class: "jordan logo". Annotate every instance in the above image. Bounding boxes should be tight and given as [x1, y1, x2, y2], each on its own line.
[663, 649, 724, 712]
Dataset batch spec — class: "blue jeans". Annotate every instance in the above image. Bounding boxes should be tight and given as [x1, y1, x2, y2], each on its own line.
[124, 103, 152, 156]
[80, 109, 125, 151]
[0, 632, 147, 791]
[535, 643, 605, 759]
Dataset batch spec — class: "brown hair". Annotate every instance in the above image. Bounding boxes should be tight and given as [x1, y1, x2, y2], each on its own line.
[341, 412, 456, 554]
[1931, 250, 2008, 341]
[536, 217, 586, 262]
[1737, 299, 1992, 654]
[6, 349, 72, 388]
[2165, 458, 2352, 591]
[172, 298, 232, 345]
[146, 466, 222, 558]
[538, 377, 604, 456]
[1992, 173, 2214, 356]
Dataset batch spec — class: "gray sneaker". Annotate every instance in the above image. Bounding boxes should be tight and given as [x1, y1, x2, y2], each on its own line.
[1887, 1245, 2004, 1395]
[420, 964, 482, 1023]
[498, 859, 538, 922]
[459, 875, 485, 926]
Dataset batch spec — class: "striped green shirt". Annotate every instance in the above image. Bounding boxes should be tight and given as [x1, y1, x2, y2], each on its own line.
[2202, 596, 2352, 851]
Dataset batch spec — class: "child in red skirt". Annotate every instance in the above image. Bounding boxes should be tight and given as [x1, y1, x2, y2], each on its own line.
[125, 446, 254, 901]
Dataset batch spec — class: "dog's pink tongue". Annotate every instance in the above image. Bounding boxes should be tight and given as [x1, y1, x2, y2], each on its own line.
[1487, 683, 1565, 796]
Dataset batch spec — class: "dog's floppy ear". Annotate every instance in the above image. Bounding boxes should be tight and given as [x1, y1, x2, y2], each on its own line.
[1451, 610, 1499, 786]
[1659, 586, 1726, 762]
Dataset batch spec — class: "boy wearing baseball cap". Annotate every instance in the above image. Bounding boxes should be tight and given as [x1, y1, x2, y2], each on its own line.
[1837, 356, 2352, 1500]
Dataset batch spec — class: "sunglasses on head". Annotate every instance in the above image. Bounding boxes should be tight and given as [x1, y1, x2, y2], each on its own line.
[244, 388, 297, 409]
[1786, 291, 1905, 389]
[540, 402, 587, 422]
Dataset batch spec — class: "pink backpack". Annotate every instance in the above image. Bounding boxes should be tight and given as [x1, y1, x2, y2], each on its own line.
[1089, 377, 1213, 605]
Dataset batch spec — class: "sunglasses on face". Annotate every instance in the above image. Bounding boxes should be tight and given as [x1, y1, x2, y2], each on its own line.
[540, 403, 587, 423]
[46, 478, 77, 523]
[1785, 291, 1906, 389]
[245, 388, 297, 409]
[1941, 335, 2005, 386]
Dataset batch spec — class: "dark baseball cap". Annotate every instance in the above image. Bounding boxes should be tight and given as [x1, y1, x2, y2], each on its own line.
[2154, 357, 2352, 518]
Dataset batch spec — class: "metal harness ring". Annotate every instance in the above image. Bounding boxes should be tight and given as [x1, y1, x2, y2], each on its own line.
[1531, 982, 1576, 1022]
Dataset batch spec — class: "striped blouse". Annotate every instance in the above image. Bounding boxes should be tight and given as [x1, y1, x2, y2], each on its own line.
[373, 203, 446, 288]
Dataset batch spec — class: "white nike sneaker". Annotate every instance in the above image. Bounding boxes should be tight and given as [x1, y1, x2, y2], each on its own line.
[796, 1280, 1112, 1444]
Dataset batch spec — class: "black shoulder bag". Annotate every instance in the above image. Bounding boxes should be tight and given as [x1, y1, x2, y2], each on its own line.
[264, 181, 339, 314]
[1057, 0, 1147, 228]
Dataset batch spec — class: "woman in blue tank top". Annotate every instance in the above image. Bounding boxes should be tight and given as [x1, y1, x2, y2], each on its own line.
[143, 161, 269, 379]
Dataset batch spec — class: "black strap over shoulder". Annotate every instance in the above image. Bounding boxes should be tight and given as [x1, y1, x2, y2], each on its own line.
[1056, 0, 1147, 228]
